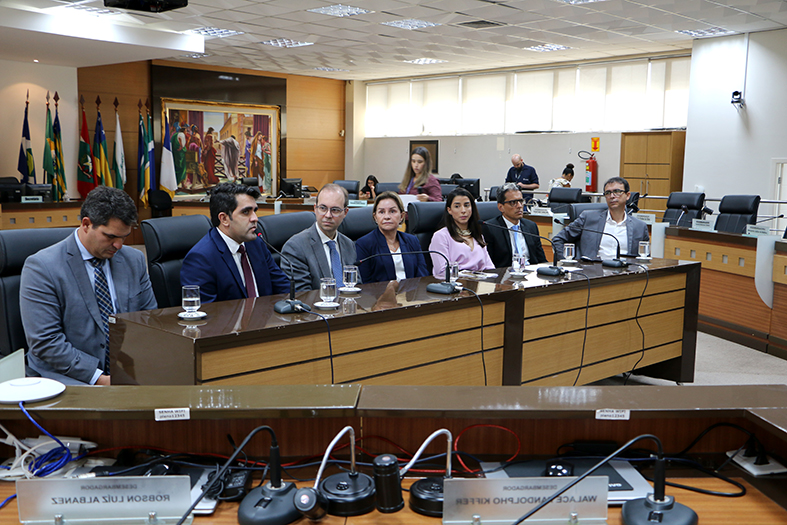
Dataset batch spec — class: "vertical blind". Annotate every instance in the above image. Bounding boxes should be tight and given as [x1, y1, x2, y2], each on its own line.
[366, 57, 690, 137]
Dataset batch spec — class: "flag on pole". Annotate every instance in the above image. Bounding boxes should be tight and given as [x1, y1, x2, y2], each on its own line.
[93, 107, 112, 187]
[138, 112, 151, 207]
[17, 96, 36, 184]
[52, 99, 68, 202]
[160, 114, 177, 198]
[147, 112, 156, 191]
[42, 101, 56, 189]
[77, 104, 97, 198]
[111, 110, 126, 188]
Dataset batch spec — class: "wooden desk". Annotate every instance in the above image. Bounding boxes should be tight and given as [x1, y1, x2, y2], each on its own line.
[0, 202, 82, 230]
[112, 260, 699, 387]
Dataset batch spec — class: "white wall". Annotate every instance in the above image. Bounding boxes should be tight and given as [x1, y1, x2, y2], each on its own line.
[684, 29, 787, 217]
[0, 59, 78, 198]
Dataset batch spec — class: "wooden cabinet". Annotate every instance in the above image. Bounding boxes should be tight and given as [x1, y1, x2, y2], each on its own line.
[620, 131, 685, 213]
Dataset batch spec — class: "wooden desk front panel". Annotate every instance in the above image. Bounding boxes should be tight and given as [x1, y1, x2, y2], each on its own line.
[1, 205, 81, 229]
[664, 236, 756, 278]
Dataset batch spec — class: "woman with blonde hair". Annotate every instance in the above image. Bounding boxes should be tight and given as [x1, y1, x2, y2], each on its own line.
[399, 147, 441, 202]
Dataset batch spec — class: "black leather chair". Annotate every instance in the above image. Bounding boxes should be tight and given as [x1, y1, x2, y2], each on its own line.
[548, 187, 586, 214]
[567, 202, 608, 223]
[241, 177, 259, 187]
[661, 192, 705, 227]
[141, 215, 213, 309]
[476, 202, 501, 223]
[333, 180, 360, 200]
[626, 191, 641, 214]
[376, 182, 401, 194]
[257, 211, 316, 265]
[714, 195, 761, 234]
[148, 189, 173, 219]
[440, 184, 458, 200]
[406, 201, 445, 273]
[0, 227, 73, 356]
[338, 206, 377, 241]
[489, 186, 500, 202]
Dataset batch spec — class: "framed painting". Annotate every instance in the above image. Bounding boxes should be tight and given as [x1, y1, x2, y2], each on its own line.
[161, 98, 281, 196]
[409, 140, 439, 174]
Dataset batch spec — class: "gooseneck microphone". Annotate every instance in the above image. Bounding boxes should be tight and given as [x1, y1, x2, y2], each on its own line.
[675, 205, 688, 226]
[480, 220, 565, 277]
[358, 250, 460, 294]
[755, 213, 784, 224]
[553, 218, 629, 268]
[257, 233, 311, 314]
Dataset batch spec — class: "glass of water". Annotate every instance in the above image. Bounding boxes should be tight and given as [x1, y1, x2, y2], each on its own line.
[342, 265, 358, 290]
[320, 278, 337, 304]
[182, 285, 200, 313]
[513, 255, 527, 272]
[449, 262, 459, 283]
[564, 243, 576, 262]
[638, 241, 651, 259]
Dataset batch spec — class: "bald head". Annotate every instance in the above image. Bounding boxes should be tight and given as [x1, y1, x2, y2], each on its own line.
[511, 154, 523, 168]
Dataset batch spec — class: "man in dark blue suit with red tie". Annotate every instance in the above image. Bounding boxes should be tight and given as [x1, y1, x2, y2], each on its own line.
[181, 183, 289, 303]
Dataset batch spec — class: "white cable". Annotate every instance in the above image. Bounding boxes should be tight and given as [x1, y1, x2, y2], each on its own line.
[313, 426, 356, 488]
[399, 429, 452, 479]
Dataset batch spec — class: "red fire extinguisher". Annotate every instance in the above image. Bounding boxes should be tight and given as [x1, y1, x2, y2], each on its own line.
[578, 150, 597, 193]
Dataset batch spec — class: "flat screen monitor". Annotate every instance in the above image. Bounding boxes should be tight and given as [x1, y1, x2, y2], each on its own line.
[0, 183, 25, 203]
[280, 178, 302, 198]
[25, 184, 54, 202]
[456, 178, 481, 200]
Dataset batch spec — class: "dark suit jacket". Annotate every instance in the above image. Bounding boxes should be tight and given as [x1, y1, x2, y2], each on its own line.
[181, 228, 289, 303]
[552, 209, 649, 260]
[355, 228, 428, 283]
[482, 215, 548, 268]
[281, 224, 358, 292]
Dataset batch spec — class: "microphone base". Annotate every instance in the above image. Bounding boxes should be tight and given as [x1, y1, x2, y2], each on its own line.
[621, 495, 697, 525]
[426, 282, 459, 294]
[238, 481, 301, 525]
[537, 266, 565, 277]
[274, 299, 311, 314]
[602, 259, 628, 268]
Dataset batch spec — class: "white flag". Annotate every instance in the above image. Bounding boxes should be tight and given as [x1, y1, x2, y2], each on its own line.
[112, 111, 126, 186]
[160, 115, 177, 197]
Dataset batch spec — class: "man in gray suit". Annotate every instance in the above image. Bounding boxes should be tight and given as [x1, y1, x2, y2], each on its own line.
[20, 187, 157, 385]
[282, 183, 358, 292]
[552, 176, 648, 260]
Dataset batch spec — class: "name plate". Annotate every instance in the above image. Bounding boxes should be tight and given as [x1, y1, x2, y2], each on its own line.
[348, 199, 369, 207]
[17, 476, 193, 525]
[745, 224, 771, 237]
[443, 476, 608, 524]
[529, 206, 553, 216]
[632, 213, 656, 225]
[691, 219, 714, 232]
[21, 196, 42, 203]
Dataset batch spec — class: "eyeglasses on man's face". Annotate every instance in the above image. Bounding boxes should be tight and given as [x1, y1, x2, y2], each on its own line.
[316, 204, 346, 216]
[603, 189, 627, 197]
[503, 199, 525, 207]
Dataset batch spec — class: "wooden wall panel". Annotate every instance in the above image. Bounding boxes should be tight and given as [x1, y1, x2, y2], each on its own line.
[287, 76, 345, 110]
[699, 268, 771, 333]
[286, 107, 344, 140]
[287, 139, 345, 171]
[770, 283, 787, 342]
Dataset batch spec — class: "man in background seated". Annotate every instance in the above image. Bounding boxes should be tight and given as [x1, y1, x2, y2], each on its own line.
[20, 187, 157, 385]
[181, 183, 288, 303]
[552, 176, 648, 260]
[483, 183, 547, 268]
[505, 154, 539, 203]
[282, 183, 358, 292]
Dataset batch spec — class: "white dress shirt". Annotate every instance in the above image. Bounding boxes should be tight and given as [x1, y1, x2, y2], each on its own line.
[599, 211, 628, 259]
[316, 226, 342, 273]
[217, 229, 259, 296]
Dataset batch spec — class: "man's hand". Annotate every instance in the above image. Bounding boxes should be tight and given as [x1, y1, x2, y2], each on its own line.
[96, 375, 111, 386]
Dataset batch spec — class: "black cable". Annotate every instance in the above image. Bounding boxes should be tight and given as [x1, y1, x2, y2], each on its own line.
[624, 262, 649, 384]
[301, 308, 335, 384]
[674, 422, 756, 458]
[572, 271, 591, 386]
[462, 286, 488, 386]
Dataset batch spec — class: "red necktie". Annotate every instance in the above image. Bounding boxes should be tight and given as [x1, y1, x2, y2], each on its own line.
[238, 244, 257, 298]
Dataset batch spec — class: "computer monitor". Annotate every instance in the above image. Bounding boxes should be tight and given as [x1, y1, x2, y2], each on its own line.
[456, 178, 481, 201]
[280, 178, 302, 198]
[0, 183, 25, 203]
[25, 184, 54, 202]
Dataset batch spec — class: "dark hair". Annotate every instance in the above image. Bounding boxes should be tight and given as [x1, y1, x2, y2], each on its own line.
[443, 188, 485, 247]
[79, 186, 138, 227]
[496, 183, 521, 204]
[209, 182, 261, 227]
[562, 163, 575, 177]
[400, 147, 432, 192]
[317, 183, 350, 208]
[364, 175, 379, 188]
[603, 176, 630, 193]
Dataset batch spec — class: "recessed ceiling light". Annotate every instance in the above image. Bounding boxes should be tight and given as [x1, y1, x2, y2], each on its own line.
[314, 67, 350, 72]
[676, 27, 735, 38]
[383, 19, 440, 30]
[551, 0, 608, 4]
[308, 4, 371, 17]
[182, 52, 210, 59]
[525, 44, 571, 52]
[404, 58, 447, 65]
[33, 59, 39, 63]
[189, 27, 244, 38]
[258, 38, 315, 48]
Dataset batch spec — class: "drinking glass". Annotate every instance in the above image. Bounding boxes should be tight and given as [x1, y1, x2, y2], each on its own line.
[638, 241, 651, 259]
[513, 255, 527, 272]
[320, 278, 337, 304]
[449, 262, 459, 283]
[563, 244, 576, 261]
[342, 297, 357, 315]
[182, 285, 200, 313]
[343, 265, 358, 289]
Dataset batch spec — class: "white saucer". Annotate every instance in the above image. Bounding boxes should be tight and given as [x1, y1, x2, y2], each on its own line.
[178, 311, 207, 320]
[314, 301, 340, 309]
[509, 270, 529, 278]
[339, 286, 361, 294]
[0, 377, 66, 404]
[635, 256, 652, 261]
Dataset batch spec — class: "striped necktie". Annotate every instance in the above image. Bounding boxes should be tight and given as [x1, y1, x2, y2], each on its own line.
[90, 257, 112, 374]
[327, 240, 344, 287]
[511, 224, 520, 255]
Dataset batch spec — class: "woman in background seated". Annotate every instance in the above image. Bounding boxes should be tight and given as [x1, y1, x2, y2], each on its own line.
[549, 163, 575, 188]
[355, 192, 428, 283]
[358, 175, 379, 200]
[428, 188, 494, 279]
[399, 147, 441, 202]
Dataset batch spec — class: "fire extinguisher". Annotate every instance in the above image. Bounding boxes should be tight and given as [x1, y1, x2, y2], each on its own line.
[578, 150, 597, 193]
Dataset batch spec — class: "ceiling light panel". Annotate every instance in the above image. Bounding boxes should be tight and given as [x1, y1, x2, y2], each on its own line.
[551, 0, 609, 4]
[258, 38, 315, 48]
[382, 19, 440, 30]
[189, 27, 245, 38]
[404, 57, 447, 64]
[308, 4, 372, 17]
[676, 27, 736, 38]
[524, 43, 571, 52]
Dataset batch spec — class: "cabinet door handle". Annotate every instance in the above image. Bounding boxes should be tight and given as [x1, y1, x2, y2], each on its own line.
[646, 180, 650, 195]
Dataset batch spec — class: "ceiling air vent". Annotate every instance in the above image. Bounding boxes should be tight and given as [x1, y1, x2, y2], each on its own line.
[457, 20, 505, 29]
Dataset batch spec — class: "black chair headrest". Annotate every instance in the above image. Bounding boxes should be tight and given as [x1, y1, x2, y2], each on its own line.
[476, 202, 501, 223]
[148, 189, 173, 211]
[338, 206, 376, 241]
[407, 202, 445, 234]
[666, 192, 705, 210]
[0, 228, 73, 277]
[568, 203, 608, 222]
[548, 187, 583, 203]
[719, 195, 760, 214]
[141, 215, 213, 264]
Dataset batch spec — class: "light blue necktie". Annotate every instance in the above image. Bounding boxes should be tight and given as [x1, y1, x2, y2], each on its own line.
[90, 258, 112, 374]
[327, 240, 344, 287]
[511, 224, 520, 255]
